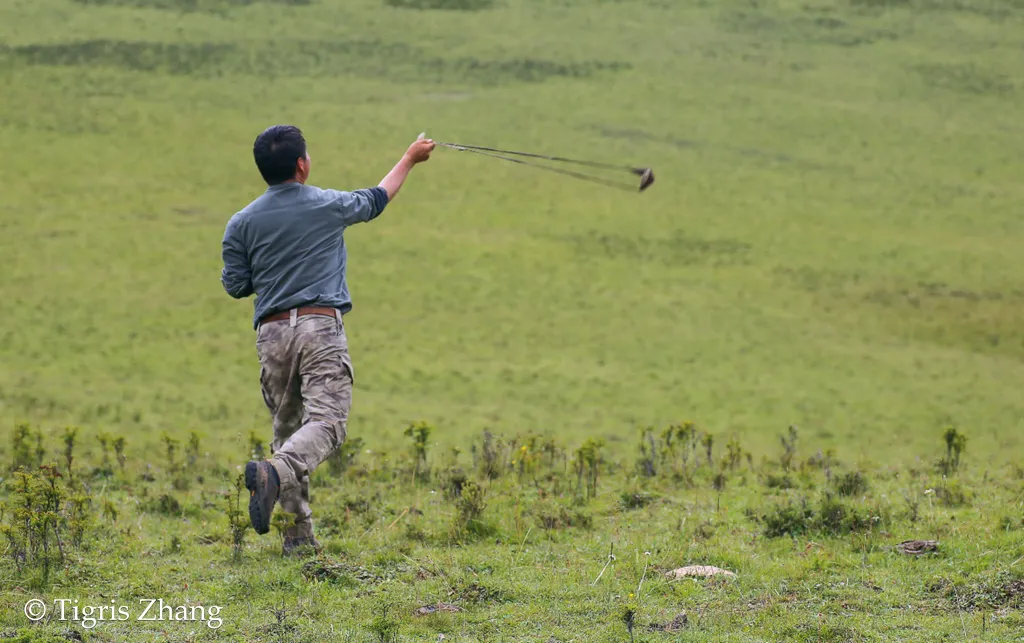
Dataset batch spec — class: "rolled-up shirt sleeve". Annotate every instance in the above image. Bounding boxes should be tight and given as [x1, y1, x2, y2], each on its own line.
[221, 216, 253, 299]
[325, 187, 389, 226]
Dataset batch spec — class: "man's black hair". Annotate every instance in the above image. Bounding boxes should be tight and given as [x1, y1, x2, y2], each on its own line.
[253, 125, 307, 185]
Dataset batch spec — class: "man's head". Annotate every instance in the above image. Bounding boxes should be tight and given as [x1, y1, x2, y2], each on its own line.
[253, 125, 311, 185]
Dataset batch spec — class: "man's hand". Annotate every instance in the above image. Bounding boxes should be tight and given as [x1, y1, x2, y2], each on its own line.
[404, 138, 435, 164]
[378, 137, 435, 202]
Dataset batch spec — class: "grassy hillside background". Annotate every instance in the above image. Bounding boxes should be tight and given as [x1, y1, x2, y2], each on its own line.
[1, 0, 1022, 460]
[0, 0, 1022, 640]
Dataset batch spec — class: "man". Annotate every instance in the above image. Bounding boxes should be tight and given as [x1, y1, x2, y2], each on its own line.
[221, 125, 434, 555]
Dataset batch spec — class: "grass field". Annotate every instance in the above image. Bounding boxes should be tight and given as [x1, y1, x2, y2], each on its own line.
[1, 0, 1023, 640]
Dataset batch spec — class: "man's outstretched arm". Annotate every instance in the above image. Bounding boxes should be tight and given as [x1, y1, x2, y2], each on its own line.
[327, 137, 436, 226]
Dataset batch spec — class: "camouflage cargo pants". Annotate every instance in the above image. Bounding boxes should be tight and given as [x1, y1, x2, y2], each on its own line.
[256, 311, 353, 538]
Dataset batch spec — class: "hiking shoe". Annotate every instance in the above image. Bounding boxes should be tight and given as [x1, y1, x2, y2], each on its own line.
[244, 460, 279, 535]
[282, 536, 322, 557]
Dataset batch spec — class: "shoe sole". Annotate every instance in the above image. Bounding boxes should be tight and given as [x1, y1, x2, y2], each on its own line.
[244, 461, 271, 535]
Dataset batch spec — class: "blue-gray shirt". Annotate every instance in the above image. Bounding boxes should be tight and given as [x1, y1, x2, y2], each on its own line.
[221, 182, 389, 329]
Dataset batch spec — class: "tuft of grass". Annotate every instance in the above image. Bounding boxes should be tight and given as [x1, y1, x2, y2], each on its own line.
[933, 571, 1024, 611]
[833, 471, 869, 497]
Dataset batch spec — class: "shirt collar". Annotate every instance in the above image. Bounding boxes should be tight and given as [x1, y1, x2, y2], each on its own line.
[266, 182, 302, 192]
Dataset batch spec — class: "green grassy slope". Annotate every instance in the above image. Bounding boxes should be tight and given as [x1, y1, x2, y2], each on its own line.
[2, 0, 1023, 462]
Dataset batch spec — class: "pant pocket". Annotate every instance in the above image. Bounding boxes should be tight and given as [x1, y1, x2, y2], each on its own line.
[341, 353, 354, 385]
[259, 365, 278, 414]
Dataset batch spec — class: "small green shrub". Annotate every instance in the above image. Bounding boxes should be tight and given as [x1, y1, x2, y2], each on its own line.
[779, 425, 799, 472]
[113, 436, 127, 472]
[11, 423, 44, 473]
[535, 499, 592, 530]
[937, 426, 968, 474]
[143, 493, 182, 516]
[573, 438, 604, 500]
[11, 423, 34, 472]
[762, 498, 815, 538]
[440, 466, 468, 499]
[760, 493, 880, 538]
[403, 420, 432, 483]
[635, 427, 657, 477]
[225, 474, 247, 561]
[271, 510, 297, 543]
[186, 431, 201, 468]
[161, 433, 179, 471]
[248, 431, 265, 461]
[342, 493, 372, 516]
[936, 479, 972, 507]
[620, 486, 658, 510]
[701, 432, 714, 467]
[0, 464, 94, 583]
[663, 421, 698, 479]
[763, 473, 795, 489]
[93, 432, 115, 478]
[902, 490, 921, 522]
[326, 436, 364, 476]
[367, 601, 399, 643]
[456, 479, 487, 528]
[833, 471, 869, 497]
[456, 580, 509, 604]
[62, 427, 79, 476]
[694, 519, 716, 541]
[67, 491, 92, 549]
[102, 499, 118, 523]
[724, 437, 745, 470]
[166, 534, 182, 554]
[474, 431, 509, 480]
[815, 493, 874, 534]
[403, 521, 427, 542]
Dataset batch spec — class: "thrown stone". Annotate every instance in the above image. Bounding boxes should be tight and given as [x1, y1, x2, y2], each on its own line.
[413, 603, 463, 617]
[665, 565, 736, 579]
[897, 540, 939, 555]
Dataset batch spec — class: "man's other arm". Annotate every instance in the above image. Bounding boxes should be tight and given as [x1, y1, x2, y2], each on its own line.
[221, 216, 254, 299]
